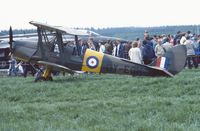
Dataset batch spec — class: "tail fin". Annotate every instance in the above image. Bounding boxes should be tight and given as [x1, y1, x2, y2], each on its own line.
[151, 45, 187, 75]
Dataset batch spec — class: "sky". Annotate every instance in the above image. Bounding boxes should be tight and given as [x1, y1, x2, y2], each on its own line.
[0, 0, 200, 30]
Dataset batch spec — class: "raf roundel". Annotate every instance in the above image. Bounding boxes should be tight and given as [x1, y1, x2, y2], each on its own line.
[86, 56, 99, 69]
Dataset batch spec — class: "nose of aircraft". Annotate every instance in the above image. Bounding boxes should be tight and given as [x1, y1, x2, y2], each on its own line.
[12, 40, 37, 62]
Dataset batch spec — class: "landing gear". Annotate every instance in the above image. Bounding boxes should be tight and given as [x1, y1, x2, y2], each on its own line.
[45, 76, 53, 81]
[34, 66, 53, 82]
[34, 76, 45, 82]
[34, 76, 53, 82]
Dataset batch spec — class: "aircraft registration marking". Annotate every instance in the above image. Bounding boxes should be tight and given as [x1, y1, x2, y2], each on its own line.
[81, 49, 104, 73]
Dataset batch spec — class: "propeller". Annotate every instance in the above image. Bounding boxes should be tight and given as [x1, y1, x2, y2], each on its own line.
[9, 26, 13, 52]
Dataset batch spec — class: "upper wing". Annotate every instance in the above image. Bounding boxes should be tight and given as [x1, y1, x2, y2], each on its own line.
[0, 33, 38, 40]
[37, 61, 75, 75]
[29, 21, 89, 36]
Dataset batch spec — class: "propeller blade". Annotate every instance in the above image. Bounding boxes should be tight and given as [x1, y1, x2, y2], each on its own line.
[9, 26, 13, 52]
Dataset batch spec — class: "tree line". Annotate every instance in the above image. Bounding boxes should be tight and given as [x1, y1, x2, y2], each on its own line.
[0, 25, 199, 40]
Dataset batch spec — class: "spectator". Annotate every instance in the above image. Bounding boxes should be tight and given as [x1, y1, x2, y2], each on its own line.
[144, 30, 149, 38]
[141, 40, 156, 65]
[116, 40, 124, 58]
[180, 33, 187, 45]
[136, 37, 142, 48]
[8, 55, 17, 76]
[112, 40, 124, 58]
[16, 61, 24, 75]
[88, 39, 96, 50]
[129, 41, 142, 64]
[143, 34, 153, 47]
[99, 42, 106, 53]
[151, 35, 158, 49]
[124, 42, 131, 59]
[173, 31, 181, 45]
[154, 38, 165, 58]
[187, 31, 193, 38]
[162, 37, 173, 52]
[112, 41, 118, 57]
[185, 36, 198, 69]
[81, 41, 89, 55]
[192, 37, 200, 55]
[104, 40, 113, 55]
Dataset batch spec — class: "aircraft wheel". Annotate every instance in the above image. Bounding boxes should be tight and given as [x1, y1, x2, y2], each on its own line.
[46, 76, 53, 81]
[34, 76, 46, 82]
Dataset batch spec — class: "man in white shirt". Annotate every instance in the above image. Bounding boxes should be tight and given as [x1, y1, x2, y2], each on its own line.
[99, 43, 105, 53]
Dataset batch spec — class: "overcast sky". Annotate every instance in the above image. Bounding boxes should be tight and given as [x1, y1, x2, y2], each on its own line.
[0, 0, 199, 30]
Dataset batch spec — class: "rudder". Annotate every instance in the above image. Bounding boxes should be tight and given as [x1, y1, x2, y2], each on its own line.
[151, 45, 187, 75]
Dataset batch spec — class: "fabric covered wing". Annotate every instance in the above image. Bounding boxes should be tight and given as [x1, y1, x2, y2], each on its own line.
[29, 21, 89, 36]
[37, 61, 74, 75]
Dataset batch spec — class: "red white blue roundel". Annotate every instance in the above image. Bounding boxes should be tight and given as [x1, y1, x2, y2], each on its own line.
[86, 56, 99, 69]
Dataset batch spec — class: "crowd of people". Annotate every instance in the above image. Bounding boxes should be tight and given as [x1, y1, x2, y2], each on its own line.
[77, 30, 200, 69]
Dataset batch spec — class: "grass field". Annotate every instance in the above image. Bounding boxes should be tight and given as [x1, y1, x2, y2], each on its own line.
[1, 69, 200, 131]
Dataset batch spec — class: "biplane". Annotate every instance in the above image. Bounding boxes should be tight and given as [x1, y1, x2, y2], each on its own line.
[8, 21, 187, 81]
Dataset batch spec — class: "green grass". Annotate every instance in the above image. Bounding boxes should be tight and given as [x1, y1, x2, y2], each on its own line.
[1, 69, 200, 131]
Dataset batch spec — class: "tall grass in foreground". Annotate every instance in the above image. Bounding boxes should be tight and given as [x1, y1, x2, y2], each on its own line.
[0, 69, 200, 131]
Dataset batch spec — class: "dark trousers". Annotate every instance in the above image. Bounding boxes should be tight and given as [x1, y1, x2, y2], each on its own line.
[143, 59, 152, 65]
[186, 56, 198, 69]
